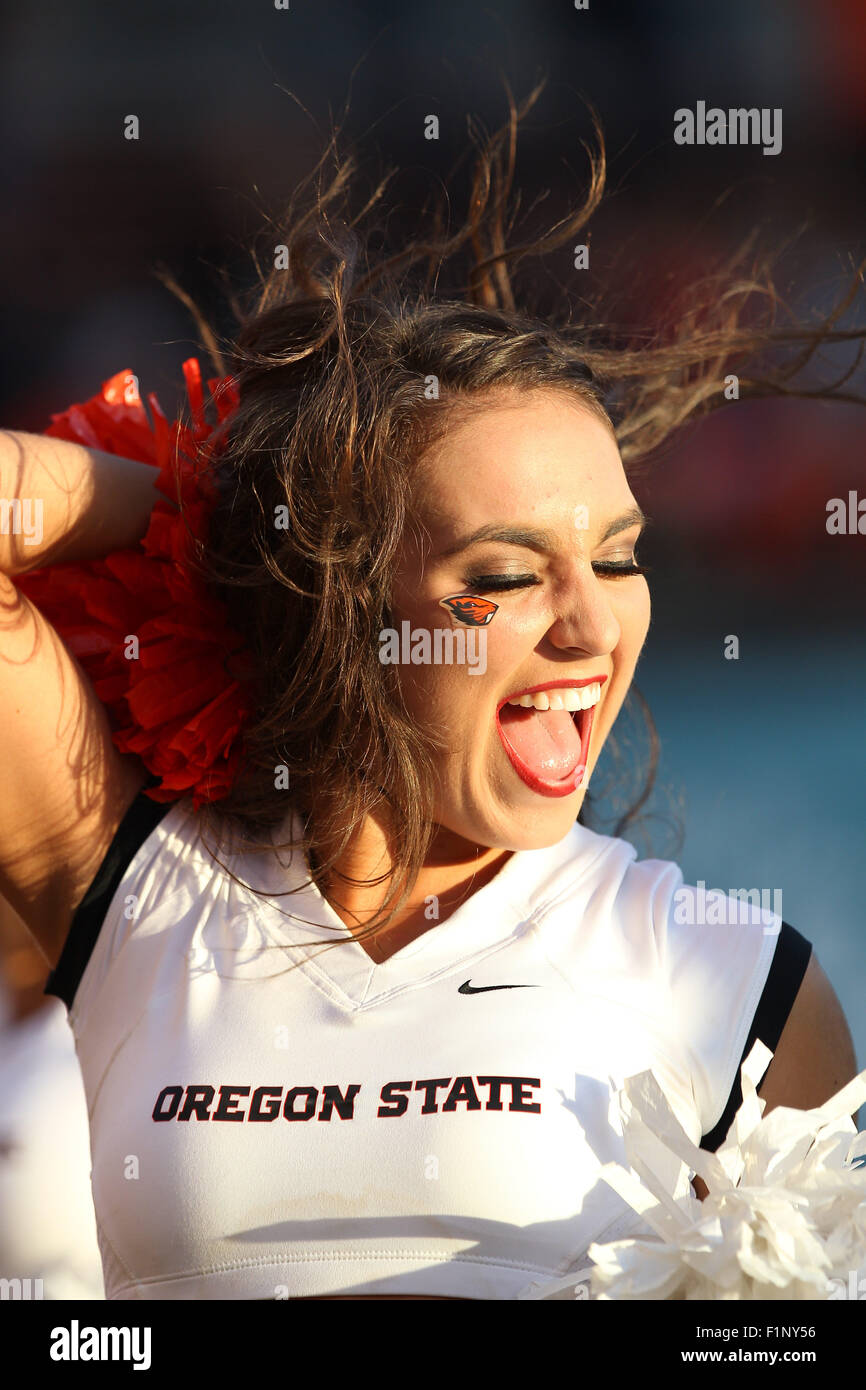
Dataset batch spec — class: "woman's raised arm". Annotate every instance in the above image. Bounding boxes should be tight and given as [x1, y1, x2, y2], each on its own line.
[0, 432, 157, 965]
[0, 429, 163, 576]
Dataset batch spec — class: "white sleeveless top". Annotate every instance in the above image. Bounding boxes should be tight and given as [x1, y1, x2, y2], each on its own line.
[53, 797, 805, 1300]
[0, 997, 105, 1299]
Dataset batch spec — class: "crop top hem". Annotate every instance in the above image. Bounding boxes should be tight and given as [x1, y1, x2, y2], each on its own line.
[106, 1251, 569, 1301]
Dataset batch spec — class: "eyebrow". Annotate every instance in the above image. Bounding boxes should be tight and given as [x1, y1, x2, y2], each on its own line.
[435, 507, 649, 559]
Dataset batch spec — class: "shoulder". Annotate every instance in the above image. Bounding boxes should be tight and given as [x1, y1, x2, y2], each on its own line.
[757, 952, 858, 1119]
[44, 792, 202, 1013]
[578, 844, 840, 1139]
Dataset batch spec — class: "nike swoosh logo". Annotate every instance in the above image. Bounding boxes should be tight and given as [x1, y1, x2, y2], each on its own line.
[458, 979, 540, 994]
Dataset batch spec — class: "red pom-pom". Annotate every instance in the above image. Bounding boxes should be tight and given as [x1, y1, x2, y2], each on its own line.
[17, 362, 256, 809]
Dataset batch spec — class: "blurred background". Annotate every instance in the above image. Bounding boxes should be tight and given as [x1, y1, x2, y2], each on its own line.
[0, 0, 863, 1171]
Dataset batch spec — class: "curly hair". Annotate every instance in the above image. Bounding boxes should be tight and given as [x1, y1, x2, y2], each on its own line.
[161, 81, 866, 945]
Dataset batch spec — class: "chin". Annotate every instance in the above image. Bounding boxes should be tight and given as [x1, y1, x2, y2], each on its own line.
[444, 792, 589, 855]
[502, 797, 588, 851]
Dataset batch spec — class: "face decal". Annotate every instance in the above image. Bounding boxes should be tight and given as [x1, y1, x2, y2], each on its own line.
[439, 595, 499, 626]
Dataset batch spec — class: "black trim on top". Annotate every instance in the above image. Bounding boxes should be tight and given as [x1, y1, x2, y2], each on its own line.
[699, 920, 812, 1152]
[44, 782, 175, 1010]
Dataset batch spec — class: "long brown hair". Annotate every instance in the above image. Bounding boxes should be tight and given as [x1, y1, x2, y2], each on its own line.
[164, 82, 866, 944]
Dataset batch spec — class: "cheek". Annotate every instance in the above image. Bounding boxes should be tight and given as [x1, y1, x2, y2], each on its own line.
[601, 581, 651, 721]
[390, 580, 650, 752]
[620, 578, 651, 653]
[390, 604, 535, 734]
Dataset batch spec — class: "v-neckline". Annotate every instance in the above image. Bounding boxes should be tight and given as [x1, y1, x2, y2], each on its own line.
[252, 809, 571, 1008]
[325, 853, 513, 967]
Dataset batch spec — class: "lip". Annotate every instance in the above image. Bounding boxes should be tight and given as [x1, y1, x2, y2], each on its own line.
[495, 674, 608, 799]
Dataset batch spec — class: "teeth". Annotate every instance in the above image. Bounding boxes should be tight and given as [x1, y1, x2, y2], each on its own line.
[505, 681, 602, 713]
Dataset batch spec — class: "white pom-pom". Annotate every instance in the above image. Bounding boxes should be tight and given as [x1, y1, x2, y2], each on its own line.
[516, 1041, 866, 1301]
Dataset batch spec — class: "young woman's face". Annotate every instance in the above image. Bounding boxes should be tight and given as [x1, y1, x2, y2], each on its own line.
[390, 388, 651, 852]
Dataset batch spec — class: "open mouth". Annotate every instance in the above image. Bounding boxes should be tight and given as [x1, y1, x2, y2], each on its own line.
[495, 677, 607, 798]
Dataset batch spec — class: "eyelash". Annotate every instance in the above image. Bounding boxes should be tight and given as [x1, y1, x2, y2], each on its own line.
[464, 562, 649, 593]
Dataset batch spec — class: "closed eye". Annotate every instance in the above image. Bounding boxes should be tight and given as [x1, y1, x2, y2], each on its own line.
[462, 573, 540, 593]
[592, 561, 648, 578]
[463, 562, 648, 593]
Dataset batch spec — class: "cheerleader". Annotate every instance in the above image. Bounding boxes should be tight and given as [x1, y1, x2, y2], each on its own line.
[0, 95, 860, 1300]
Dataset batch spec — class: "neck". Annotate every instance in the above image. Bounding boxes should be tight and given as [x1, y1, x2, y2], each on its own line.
[310, 808, 510, 960]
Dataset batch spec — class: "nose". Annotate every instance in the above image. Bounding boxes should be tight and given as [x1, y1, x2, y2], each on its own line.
[542, 565, 621, 658]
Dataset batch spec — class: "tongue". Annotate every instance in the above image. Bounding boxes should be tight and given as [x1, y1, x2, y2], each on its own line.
[498, 705, 583, 780]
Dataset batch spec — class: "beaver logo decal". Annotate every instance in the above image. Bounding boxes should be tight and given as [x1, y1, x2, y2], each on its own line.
[438, 595, 499, 626]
